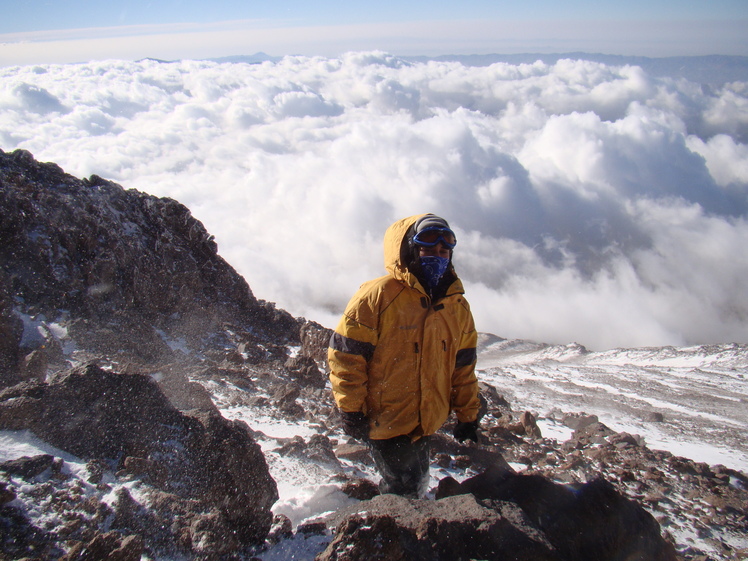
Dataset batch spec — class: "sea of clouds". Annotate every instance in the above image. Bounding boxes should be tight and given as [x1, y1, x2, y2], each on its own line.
[1, 52, 747, 350]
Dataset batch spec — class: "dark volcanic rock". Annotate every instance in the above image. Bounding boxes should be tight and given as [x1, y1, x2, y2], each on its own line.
[60, 530, 143, 561]
[0, 271, 23, 384]
[299, 319, 333, 361]
[0, 454, 55, 480]
[0, 363, 278, 556]
[322, 466, 678, 561]
[436, 470, 678, 561]
[0, 364, 189, 460]
[318, 493, 560, 561]
[0, 148, 301, 377]
[285, 354, 327, 388]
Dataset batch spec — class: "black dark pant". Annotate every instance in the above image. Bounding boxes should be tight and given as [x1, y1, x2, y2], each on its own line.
[368, 435, 431, 498]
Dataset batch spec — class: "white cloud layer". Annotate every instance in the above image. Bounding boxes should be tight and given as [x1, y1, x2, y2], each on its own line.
[1, 53, 747, 350]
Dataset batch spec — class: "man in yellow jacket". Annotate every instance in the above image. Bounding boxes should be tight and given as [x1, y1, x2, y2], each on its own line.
[328, 213, 480, 498]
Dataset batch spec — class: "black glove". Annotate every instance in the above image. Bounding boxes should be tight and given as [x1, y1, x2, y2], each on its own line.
[340, 411, 369, 441]
[453, 420, 479, 443]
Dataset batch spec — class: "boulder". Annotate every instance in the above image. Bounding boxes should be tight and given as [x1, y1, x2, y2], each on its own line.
[562, 413, 600, 431]
[147, 362, 220, 414]
[0, 454, 56, 480]
[437, 470, 678, 561]
[299, 320, 333, 362]
[60, 531, 144, 561]
[477, 381, 512, 415]
[285, 354, 327, 389]
[508, 410, 542, 438]
[0, 363, 278, 555]
[318, 493, 560, 561]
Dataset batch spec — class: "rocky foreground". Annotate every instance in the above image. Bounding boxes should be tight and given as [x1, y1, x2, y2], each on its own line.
[0, 149, 746, 560]
[1, 340, 746, 560]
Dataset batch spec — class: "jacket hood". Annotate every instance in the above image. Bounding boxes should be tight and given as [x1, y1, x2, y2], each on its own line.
[383, 214, 422, 278]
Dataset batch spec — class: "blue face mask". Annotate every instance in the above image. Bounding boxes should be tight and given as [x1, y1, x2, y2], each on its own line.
[419, 256, 450, 288]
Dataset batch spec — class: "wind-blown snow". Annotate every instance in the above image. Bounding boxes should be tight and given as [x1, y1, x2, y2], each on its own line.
[1, 337, 746, 560]
[218, 337, 748, 530]
[477, 336, 748, 472]
[1, 53, 747, 350]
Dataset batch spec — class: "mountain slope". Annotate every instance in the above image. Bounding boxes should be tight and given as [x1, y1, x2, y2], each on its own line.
[476, 335, 748, 472]
[0, 151, 745, 560]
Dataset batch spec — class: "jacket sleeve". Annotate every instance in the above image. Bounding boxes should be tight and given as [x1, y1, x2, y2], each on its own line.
[327, 287, 380, 414]
[450, 304, 480, 423]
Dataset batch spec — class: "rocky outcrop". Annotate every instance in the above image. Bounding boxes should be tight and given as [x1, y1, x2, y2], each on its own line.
[318, 493, 559, 561]
[284, 354, 327, 389]
[0, 148, 301, 385]
[0, 272, 22, 382]
[61, 531, 144, 561]
[300, 320, 333, 362]
[439, 470, 677, 561]
[0, 363, 278, 559]
[318, 465, 677, 561]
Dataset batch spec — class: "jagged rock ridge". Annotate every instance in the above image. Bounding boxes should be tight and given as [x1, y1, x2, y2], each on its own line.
[0, 147, 299, 381]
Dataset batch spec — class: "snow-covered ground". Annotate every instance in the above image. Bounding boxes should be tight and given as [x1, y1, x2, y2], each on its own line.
[228, 336, 748, 559]
[475, 335, 748, 473]
[1, 336, 746, 560]
[242, 338, 748, 517]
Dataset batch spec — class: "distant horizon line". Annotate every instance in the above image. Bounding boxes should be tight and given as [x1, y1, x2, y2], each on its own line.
[201, 51, 748, 62]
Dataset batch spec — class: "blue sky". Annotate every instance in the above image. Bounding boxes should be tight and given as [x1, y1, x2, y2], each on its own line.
[1, 0, 747, 65]
[3, 0, 747, 31]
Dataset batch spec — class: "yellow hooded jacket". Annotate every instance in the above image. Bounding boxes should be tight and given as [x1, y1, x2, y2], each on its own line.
[328, 214, 479, 441]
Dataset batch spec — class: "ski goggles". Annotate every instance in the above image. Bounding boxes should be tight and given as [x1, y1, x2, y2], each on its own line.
[412, 227, 457, 249]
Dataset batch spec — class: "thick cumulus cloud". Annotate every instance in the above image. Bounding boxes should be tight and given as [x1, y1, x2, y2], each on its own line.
[1, 52, 747, 349]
